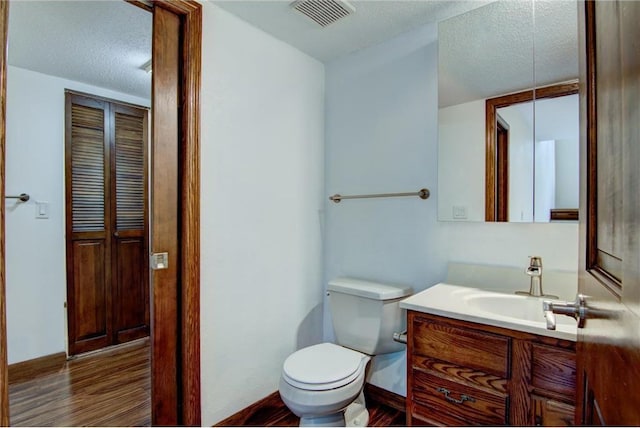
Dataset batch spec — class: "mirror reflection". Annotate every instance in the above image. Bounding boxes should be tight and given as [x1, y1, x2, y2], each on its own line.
[437, 0, 579, 223]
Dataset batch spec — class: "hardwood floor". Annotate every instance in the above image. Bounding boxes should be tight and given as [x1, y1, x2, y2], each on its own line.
[10, 338, 405, 427]
[215, 387, 406, 426]
[9, 339, 150, 426]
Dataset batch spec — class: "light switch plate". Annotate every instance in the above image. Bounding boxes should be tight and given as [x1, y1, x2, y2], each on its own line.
[36, 201, 49, 219]
[452, 205, 467, 219]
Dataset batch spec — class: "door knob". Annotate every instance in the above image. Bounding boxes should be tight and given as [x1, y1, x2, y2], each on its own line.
[543, 294, 590, 330]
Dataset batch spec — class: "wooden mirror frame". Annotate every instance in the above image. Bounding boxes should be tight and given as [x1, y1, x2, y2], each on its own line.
[485, 81, 580, 222]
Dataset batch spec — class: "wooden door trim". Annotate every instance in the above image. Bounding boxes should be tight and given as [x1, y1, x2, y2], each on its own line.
[0, 0, 201, 425]
[0, 1, 8, 424]
[485, 81, 579, 221]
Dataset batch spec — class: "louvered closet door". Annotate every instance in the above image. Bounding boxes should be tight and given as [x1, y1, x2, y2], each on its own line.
[65, 94, 112, 355]
[66, 93, 149, 355]
[111, 104, 149, 343]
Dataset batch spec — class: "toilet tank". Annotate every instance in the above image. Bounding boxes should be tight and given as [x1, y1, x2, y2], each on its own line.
[328, 277, 413, 355]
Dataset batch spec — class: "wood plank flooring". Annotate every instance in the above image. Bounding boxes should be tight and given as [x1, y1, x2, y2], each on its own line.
[215, 387, 406, 426]
[10, 338, 405, 427]
[9, 339, 150, 427]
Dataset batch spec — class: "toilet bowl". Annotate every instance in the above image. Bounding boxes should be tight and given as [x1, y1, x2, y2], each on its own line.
[279, 343, 370, 426]
[279, 278, 413, 427]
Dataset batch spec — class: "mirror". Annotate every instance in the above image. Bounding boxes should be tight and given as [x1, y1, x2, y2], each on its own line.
[437, 0, 579, 222]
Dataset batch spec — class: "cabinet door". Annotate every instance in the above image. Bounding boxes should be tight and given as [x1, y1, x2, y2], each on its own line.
[533, 397, 574, 426]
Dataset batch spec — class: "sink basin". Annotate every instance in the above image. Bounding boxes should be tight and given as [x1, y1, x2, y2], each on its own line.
[463, 293, 575, 326]
[400, 283, 578, 341]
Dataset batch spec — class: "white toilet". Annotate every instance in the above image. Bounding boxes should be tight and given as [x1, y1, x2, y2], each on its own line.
[279, 277, 413, 427]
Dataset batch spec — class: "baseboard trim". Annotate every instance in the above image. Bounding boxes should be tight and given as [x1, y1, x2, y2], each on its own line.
[213, 391, 283, 426]
[213, 383, 406, 426]
[364, 383, 406, 413]
[8, 352, 67, 384]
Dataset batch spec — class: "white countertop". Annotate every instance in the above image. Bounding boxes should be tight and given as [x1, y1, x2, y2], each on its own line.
[400, 283, 577, 341]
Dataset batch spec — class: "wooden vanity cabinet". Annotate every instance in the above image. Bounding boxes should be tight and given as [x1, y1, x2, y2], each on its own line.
[406, 311, 576, 426]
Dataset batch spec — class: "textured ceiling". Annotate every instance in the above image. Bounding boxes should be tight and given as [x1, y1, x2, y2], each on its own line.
[6, 0, 577, 108]
[213, 0, 492, 62]
[439, 0, 578, 107]
[8, 1, 152, 100]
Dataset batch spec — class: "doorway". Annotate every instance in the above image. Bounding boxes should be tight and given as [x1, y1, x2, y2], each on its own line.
[0, 0, 202, 425]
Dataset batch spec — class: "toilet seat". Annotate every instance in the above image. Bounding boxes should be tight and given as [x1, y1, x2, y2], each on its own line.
[282, 343, 368, 391]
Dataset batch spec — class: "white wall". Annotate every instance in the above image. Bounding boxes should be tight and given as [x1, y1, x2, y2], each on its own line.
[555, 138, 579, 208]
[535, 139, 556, 222]
[438, 100, 485, 221]
[325, 23, 579, 397]
[5, 65, 149, 365]
[325, 23, 447, 397]
[498, 104, 534, 222]
[199, 4, 325, 425]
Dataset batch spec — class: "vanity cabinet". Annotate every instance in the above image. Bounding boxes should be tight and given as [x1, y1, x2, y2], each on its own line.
[406, 311, 576, 426]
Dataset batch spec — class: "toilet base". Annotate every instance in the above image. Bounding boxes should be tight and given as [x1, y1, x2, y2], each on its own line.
[299, 413, 344, 427]
[297, 391, 369, 427]
[344, 392, 369, 427]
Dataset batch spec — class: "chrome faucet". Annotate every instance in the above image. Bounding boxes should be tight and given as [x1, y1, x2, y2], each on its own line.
[516, 256, 558, 298]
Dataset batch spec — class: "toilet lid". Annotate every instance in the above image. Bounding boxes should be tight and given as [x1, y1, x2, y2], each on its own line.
[282, 343, 368, 391]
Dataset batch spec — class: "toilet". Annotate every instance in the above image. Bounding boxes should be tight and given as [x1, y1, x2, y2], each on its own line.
[279, 277, 413, 427]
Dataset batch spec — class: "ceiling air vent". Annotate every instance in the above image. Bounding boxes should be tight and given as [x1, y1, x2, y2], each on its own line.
[290, 0, 355, 28]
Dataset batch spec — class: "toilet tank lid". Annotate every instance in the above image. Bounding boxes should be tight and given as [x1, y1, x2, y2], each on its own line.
[328, 277, 413, 300]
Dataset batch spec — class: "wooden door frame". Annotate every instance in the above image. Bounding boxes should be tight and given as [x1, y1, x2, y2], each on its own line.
[496, 115, 509, 221]
[0, 0, 201, 425]
[485, 81, 579, 221]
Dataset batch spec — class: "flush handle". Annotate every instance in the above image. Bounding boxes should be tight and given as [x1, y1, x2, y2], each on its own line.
[392, 330, 407, 344]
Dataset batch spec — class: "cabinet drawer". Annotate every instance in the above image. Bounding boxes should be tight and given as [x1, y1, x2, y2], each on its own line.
[412, 315, 510, 378]
[411, 370, 508, 425]
[533, 396, 575, 426]
[531, 344, 576, 400]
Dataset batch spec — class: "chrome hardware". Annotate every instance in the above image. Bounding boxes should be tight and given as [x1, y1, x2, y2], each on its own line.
[150, 252, 169, 270]
[392, 330, 407, 344]
[5, 193, 30, 202]
[543, 294, 590, 330]
[436, 387, 476, 405]
[516, 256, 558, 298]
[329, 188, 430, 203]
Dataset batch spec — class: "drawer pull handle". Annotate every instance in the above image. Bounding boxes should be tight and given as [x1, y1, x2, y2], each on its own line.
[436, 387, 476, 405]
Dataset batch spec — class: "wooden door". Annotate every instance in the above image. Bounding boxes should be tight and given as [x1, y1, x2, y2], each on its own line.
[150, 6, 180, 423]
[576, 0, 640, 425]
[111, 103, 150, 343]
[65, 94, 113, 355]
[65, 93, 149, 355]
[149, 1, 201, 424]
